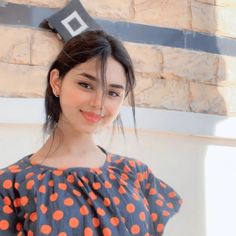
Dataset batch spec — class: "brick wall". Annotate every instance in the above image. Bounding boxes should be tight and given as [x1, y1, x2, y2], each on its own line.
[1, 0, 236, 116]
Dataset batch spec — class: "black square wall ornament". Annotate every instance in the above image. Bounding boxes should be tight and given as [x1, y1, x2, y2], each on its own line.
[40, 0, 101, 42]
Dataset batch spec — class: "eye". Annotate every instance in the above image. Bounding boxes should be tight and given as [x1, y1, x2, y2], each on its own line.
[108, 91, 120, 97]
[78, 82, 93, 90]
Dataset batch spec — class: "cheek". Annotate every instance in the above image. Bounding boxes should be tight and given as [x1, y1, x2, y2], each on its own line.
[106, 99, 123, 117]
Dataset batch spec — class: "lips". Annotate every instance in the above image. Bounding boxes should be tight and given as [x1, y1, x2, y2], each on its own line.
[80, 110, 104, 123]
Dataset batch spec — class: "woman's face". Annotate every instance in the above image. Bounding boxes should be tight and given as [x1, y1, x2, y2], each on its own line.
[50, 56, 127, 134]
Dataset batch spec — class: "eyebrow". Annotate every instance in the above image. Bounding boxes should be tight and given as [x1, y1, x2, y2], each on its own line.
[78, 73, 125, 90]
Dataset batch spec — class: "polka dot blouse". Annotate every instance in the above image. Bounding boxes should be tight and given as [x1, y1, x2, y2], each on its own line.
[0, 147, 182, 235]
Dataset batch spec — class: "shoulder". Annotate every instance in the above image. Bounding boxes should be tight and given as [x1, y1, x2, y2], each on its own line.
[0, 155, 33, 191]
[110, 153, 152, 176]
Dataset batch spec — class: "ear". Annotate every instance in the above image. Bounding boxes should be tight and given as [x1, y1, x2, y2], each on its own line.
[50, 69, 62, 96]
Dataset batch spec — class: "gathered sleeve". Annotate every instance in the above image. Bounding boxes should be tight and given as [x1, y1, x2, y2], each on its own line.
[135, 159, 182, 235]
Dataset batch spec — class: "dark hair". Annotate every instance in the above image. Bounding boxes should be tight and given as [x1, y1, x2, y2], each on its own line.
[43, 30, 137, 140]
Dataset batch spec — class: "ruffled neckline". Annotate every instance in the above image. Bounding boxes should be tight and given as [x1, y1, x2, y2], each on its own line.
[23, 145, 112, 172]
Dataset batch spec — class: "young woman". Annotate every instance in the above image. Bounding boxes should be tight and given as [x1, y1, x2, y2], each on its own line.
[0, 30, 182, 235]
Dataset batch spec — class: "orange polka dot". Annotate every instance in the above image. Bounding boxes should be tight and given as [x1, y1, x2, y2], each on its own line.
[92, 217, 100, 227]
[29, 212, 37, 222]
[162, 210, 170, 217]
[132, 192, 140, 201]
[145, 183, 151, 190]
[64, 198, 74, 206]
[93, 167, 103, 175]
[58, 232, 67, 236]
[20, 196, 29, 206]
[151, 213, 158, 221]
[104, 181, 112, 188]
[119, 179, 127, 186]
[0, 220, 9, 230]
[40, 204, 48, 214]
[40, 224, 52, 235]
[80, 205, 89, 215]
[103, 198, 111, 207]
[81, 176, 89, 184]
[26, 180, 35, 190]
[14, 198, 21, 207]
[139, 211, 146, 221]
[84, 227, 93, 236]
[134, 180, 140, 189]
[77, 180, 84, 187]
[167, 202, 174, 208]
[113, 197, 120, 205]
[103, 227, 112, 236]
[53, 170, 63, 176]
[58, 183, 67, 190]
[37, 173, 45, 181]
[156, 199, 163, 207]
[110, 217, 119, 226]
[3, 205, 13, 214]
[48, 180, 54, 187]
[128, 160, 136, 168]
[16, 222, 22, 231]
[109, 173, 116, 180]
[50, 193, 58, 202]
[39, 185, 46, 193]
[27, 230, 34, 236]
[118, 186, 126, 194]
[67, 175, 75, 183]
[89, 191, 97, 200]
[121, 173, 129, 180]
[25, 172, 34, 179]
[87, 198, 92, 206]
[149, 188, 157, 195]
[53, 210, 64, 221]
[14, 182, 20, 189]
[3, 196, 11, 205]
[168, 191, 177, 198]
[69, 217, 79, 228]
[73, 189, 81, 197]
[92, 182, 101, 190]
[97, 207, 106, 216]
[157, 224, 164, 233]
[131, 224, 140, 234]
[3, 179, 13, 189]
[126, 203, 135, 213]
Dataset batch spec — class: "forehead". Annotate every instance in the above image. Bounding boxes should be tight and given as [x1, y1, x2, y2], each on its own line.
[71, 56, 127, 85]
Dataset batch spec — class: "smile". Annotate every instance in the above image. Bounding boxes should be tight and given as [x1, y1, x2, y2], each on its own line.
[80, 110, 104, 123]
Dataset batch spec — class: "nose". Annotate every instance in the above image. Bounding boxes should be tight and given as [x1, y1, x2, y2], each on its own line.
[90, 90, 105, 113]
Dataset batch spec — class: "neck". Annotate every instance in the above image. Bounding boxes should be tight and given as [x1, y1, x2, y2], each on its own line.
[42, 124, 102, 159]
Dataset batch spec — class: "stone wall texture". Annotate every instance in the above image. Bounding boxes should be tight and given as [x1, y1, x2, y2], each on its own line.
[1, 0, 236, 116]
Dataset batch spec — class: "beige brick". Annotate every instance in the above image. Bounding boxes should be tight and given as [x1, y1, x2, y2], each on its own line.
[81, 0, 134, 20]
[131, 74, 189, 111]
[124, 42, 162, 75]
[0, 62, 47, 97]
[5, 0, 134, 21]
[162, 47, 218, 83]
[192, 2, 236, 38]
[4, 0, 69, 8]
[133, 0, 191, 29]
[0, 26, 32, 64]
[217, 55, 236, 86]
[189, 82, 236, 115]
[31, 30, 63, 66]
